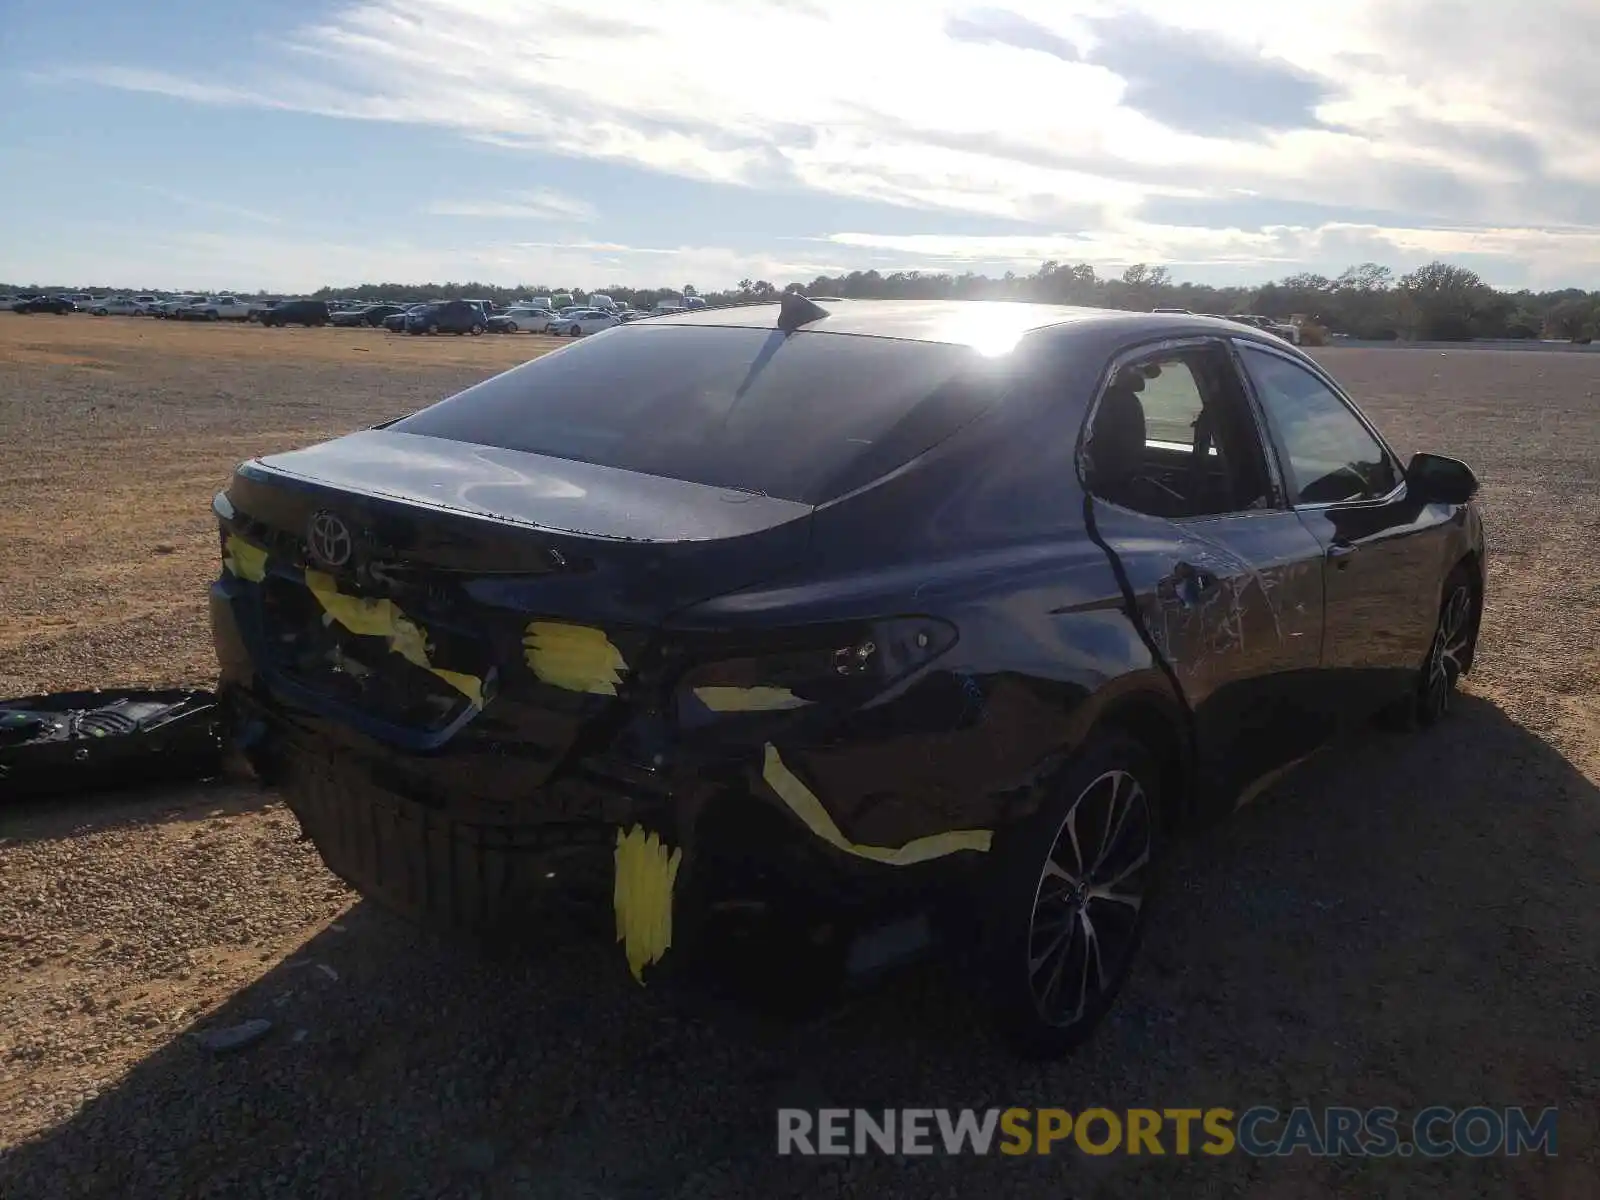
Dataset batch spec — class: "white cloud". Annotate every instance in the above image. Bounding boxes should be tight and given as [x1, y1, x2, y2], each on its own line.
[41, 0, 1600, 281]
[426, 189, 598, 221]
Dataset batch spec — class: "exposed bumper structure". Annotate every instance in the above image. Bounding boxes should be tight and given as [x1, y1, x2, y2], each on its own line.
[210, 558, 1000, 984]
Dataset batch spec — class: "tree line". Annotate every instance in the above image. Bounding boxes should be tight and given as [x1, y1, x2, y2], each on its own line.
[306, 261, 1600, 343]
[14, 259, 1600, 341]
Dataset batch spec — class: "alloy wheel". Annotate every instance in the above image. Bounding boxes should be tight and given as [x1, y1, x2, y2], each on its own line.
[1026, 768, 1153, 1027]
[1422, 582, 1473, 721]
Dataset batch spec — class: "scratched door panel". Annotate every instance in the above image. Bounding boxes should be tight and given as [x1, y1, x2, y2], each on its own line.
[1091, 503, 1327, 798]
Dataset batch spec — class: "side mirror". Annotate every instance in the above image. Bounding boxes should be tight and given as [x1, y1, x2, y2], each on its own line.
[1406, 452, 1479, 505]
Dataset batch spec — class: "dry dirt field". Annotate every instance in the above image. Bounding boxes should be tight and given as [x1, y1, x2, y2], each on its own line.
[1, 314, 1597, 1199]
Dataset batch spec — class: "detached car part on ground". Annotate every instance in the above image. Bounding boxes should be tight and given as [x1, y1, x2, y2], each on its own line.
[209, 296, 1486, 1057]
[1, 689, 222, 799]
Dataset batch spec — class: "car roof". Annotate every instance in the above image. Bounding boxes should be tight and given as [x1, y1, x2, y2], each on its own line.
[642, 299, 1278, 352]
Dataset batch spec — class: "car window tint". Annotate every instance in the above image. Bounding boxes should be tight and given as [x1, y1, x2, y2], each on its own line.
[391, 325, 1002, 505]
[1240, 346, 1397, 504]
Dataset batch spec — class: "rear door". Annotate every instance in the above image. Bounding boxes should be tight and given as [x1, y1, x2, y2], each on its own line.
[1082, 338, 1329, 801]
[1233, 341, 1448, 718]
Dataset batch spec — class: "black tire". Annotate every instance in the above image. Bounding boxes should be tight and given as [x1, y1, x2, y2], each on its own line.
[569, 324, 582, 336]
[427, 323, 439, 336]
[982, 733, 1162, 1059]
[206, 311, 219, 321]
[470, 323, 484, 336]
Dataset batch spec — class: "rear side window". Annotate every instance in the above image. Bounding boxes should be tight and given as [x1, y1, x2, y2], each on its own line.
[1136, 361, 1207, 446]
[390, 326, 1002, 504]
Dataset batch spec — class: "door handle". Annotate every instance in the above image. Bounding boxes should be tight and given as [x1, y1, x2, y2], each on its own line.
[1158, 561, 1219, 607]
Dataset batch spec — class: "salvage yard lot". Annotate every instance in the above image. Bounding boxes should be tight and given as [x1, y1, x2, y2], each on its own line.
[1, 314, 1597, 1197]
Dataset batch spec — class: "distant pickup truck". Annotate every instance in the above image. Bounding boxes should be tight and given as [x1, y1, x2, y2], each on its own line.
[181, 296, 253, 321]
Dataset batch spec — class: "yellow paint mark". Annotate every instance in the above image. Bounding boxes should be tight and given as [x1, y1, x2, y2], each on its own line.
[303, 569, 486, 708]
[693, 685, 812, 712]
[222, 535, 268, 582]
[613, 825, 682, 983]
[761, 744, 992, 865]
[523, 621, 627, 694]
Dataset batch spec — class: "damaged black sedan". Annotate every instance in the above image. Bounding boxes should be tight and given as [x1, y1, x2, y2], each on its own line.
[210, 296, 1485, 1057]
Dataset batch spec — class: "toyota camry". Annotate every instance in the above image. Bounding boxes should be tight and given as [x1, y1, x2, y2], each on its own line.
[210, 296, 1485, 1057]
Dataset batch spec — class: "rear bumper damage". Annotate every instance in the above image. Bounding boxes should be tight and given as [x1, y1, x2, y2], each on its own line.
[209, 565, 1004, 985]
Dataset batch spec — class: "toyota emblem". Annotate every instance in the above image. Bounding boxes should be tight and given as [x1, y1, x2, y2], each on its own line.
[307, 511, 353, 568]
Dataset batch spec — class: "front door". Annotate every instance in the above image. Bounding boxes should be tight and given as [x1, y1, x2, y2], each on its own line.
[1233, 342, 1450, 719]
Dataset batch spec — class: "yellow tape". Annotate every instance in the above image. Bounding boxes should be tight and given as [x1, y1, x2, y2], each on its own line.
[613, 825, 683, 983]
[693, 685, 812, 712]
[222, 535, 268, 583]
[303, 569, 485, 708]
[523, 621, 627, 695]
[761, 743, 992, 865]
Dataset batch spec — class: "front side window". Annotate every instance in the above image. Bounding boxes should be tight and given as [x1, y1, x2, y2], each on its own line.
[1238, 346, 1398, 504]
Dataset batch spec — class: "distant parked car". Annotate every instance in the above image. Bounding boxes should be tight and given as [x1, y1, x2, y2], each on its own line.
[182, 296, 253, 321]
[90, 296, 151, 316]
[555, 309, 621, 337]
[488, 305, 555, 333]
[405, 300, 487, 336]
[247, 300, 282, 323]
[11, 295, 75, 314]
[332, 303, 407, 328]
[153, 295, 203, 318]
[381, 305, 431, 332]
[530, 305, 589, 333]
[260, 300, 331, 328]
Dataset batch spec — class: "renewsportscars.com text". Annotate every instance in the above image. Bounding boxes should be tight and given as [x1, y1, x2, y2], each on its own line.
[777, 1106, 1558, 1158]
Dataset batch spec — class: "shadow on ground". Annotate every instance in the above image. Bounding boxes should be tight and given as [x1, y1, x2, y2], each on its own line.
[3, 696, 1596, 1199]
[1, 779, 277, 847]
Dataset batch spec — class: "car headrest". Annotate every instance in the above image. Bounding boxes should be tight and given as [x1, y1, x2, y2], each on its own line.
[1089, 384, 1147, 484]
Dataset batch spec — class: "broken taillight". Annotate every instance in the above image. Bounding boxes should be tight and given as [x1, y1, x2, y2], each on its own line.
[671, 617, 957, 724]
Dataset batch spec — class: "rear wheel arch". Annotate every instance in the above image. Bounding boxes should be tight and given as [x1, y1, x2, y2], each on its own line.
[1082, 690, 1195, 831]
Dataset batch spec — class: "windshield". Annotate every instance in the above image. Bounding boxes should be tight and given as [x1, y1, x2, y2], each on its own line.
[390, 325, 1004, 504]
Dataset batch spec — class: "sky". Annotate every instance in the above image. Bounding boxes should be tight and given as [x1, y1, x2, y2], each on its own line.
[4, 0, 1600, 293]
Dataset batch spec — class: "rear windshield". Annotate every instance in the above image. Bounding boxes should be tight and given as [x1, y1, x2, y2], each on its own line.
[389, 325, 1003, 504]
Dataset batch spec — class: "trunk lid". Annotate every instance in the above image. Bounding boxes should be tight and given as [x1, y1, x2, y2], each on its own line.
[220, 429, 812, 775]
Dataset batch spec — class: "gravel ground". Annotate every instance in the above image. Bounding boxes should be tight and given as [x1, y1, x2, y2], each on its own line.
[1, 317, 1597, 1198]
